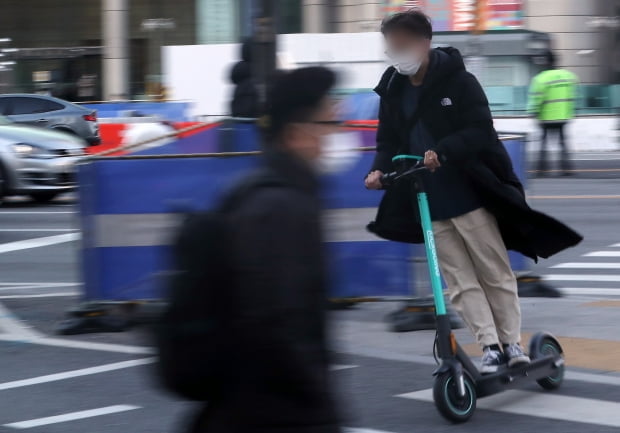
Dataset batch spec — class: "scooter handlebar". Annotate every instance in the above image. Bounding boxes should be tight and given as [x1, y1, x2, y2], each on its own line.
[380, 162, 428, 188]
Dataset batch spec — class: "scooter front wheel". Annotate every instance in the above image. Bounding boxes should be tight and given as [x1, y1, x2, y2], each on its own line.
[433, 372, 477, 423]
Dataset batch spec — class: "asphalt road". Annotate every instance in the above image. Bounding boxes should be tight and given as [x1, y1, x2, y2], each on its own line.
[0, 153, 619, 433]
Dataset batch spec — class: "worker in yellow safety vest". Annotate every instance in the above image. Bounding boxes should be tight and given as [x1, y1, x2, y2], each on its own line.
[527, 51, 579, 176]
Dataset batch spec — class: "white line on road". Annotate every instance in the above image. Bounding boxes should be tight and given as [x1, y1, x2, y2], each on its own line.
[344, 429, 399, 433]
[545, 274, 620, 282]
[398, 389, 620, 428]
[0, 292, 78, 299]
[0, 233, 80, 255]
[330, 364, 359, 371]
[0, 335, 155, 355]
[0, 211, 75, 215]
[0, 358, 155, 391]
[0, 283, 80, 291]
[612, 243, 620, 248]
[584, 251, 620, 257]
[0, 229, 77, 232]
[551, 262, 620, 269]
[560, 288, 620, 296]
[3, 405, 141, 429]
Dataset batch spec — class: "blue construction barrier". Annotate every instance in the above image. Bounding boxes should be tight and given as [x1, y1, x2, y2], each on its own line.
[78, 124, 528, 302]
[83, 101, 192, 122]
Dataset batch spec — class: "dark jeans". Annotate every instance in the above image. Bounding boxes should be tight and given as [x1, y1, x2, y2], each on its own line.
[538, 122, 573, 172]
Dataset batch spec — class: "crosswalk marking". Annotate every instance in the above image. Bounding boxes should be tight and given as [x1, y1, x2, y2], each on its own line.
[545, 274, 620, 282]
[3, 405, 141, 429]
[611, 243, 620, 247]
[584, 251, 620, 257]
[551, 262, 620, 269]
[398, 389, 620, 428]
[560, 287, 620, 296]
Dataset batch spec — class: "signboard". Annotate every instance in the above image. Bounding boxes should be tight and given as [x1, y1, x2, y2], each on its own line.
[486, 0, 523, 30]
[383, 0, 523, 31]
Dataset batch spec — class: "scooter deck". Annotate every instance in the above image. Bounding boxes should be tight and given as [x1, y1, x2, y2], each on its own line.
[475, 355, 564, 398]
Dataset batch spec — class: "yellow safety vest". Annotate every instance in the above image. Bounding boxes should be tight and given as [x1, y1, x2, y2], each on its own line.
[527, 69, 579, 122]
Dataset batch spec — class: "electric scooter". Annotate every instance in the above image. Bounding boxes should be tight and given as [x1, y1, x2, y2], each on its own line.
[381, 155, 565, 423]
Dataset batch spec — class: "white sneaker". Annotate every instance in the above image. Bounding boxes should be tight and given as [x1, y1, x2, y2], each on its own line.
[505, 343, 531, 368]
[480, 348, 503, 373]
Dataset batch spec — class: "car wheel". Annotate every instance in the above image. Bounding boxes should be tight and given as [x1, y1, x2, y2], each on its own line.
[29, 192, 60, 204]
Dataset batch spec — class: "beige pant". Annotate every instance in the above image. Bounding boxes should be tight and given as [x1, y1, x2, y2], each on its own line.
[432, 207, 521, 348]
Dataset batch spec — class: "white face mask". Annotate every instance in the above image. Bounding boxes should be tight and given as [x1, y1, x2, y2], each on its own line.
[314, 131, 362, 174]
[392, 52, 423, 76]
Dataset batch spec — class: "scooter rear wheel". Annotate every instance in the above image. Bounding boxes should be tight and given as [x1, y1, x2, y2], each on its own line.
[531, 337, 564, 390]
[433, 372, 477, 423]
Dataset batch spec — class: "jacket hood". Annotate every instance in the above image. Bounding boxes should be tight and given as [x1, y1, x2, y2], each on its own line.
[230, 61, 252, 85]
[374, 46, 466, 97]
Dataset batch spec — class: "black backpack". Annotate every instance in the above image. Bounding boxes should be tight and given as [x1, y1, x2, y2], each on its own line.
[155, 171, 282, 401]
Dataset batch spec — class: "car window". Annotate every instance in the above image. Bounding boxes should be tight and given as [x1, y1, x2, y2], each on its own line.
[0, 98, 9, 115]
[10, 97, 64, 115]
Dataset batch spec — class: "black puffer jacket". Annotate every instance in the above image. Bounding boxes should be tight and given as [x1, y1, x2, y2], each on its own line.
[189, 151, 340, 433]
[368, 47, 582, 261]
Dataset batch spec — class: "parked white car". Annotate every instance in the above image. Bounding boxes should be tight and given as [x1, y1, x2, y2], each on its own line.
[0, 115, 85, 204]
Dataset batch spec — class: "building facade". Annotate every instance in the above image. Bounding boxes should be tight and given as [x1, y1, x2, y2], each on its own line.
[0, 0, 617, 100]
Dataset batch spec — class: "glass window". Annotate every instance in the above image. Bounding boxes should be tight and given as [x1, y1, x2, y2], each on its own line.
[277, 0, 301, 34]
[9, 97, 64, 115]
[0, 98, 9, 116]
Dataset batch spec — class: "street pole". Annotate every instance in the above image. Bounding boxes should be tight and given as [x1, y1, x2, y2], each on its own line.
[102, 0, 129, 100]
[252, 0, 277, 115]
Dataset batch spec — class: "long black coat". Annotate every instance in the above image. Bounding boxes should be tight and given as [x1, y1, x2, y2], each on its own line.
[368, 47, 582, 261]
[190, 151, 340, 433]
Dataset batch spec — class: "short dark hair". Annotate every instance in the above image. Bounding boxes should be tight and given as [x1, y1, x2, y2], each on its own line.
[381, 9, 433, 40]
[265, 66, 336, 140]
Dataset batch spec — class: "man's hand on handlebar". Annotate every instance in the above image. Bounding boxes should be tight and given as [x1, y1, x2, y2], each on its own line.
[424, 150, 441, 172]
[365, 170, 384, 190]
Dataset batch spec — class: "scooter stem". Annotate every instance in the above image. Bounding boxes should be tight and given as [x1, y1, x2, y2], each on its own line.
[417, 191, 447, 316]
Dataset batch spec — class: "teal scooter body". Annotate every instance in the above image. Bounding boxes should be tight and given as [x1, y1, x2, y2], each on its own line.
[380, 155, 566, 423]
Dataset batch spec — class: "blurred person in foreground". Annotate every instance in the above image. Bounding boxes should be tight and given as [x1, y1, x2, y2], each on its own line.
[364, 10, 582, 373]
[189, 66, 341, 433]
[527, 51, 579, 176]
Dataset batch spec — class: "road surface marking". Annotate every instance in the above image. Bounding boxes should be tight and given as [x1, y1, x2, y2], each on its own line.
[528, 195, 620, 199]
[0, 229, 76, 232]
[0, 292, 78, 299]
[560, 288, 620, 296]
[0, 233, 80, 255]
[0, 300, 35, 336]
[330, 364, 359, 371]
[0, 283, 80, 291]
[612, 243, 620, 248]
[3, 405, 141, 429]
[0, 211, 75, 214]
[344, 429, 398, 433]
[0, 335, 155, 355]
[552, 262, 620, 269]
[398, 389, 620, 427]
[545, 274, 620, 282]
[0, 358, 155, 391]
[566, 371, 620, 387]
[584, 251, 620, 257]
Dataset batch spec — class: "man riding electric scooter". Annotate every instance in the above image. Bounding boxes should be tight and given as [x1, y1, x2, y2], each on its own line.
[365, 10, 582, 373]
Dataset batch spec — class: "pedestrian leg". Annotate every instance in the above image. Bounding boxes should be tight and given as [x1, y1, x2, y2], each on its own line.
[537, 123, 549, 174]
[452, 208, 522, 346]
[433, 217, 500, 349]
[558, 122, 573, 174]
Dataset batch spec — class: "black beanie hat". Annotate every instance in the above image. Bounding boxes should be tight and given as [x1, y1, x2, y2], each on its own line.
[265, 67, 336, 138]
